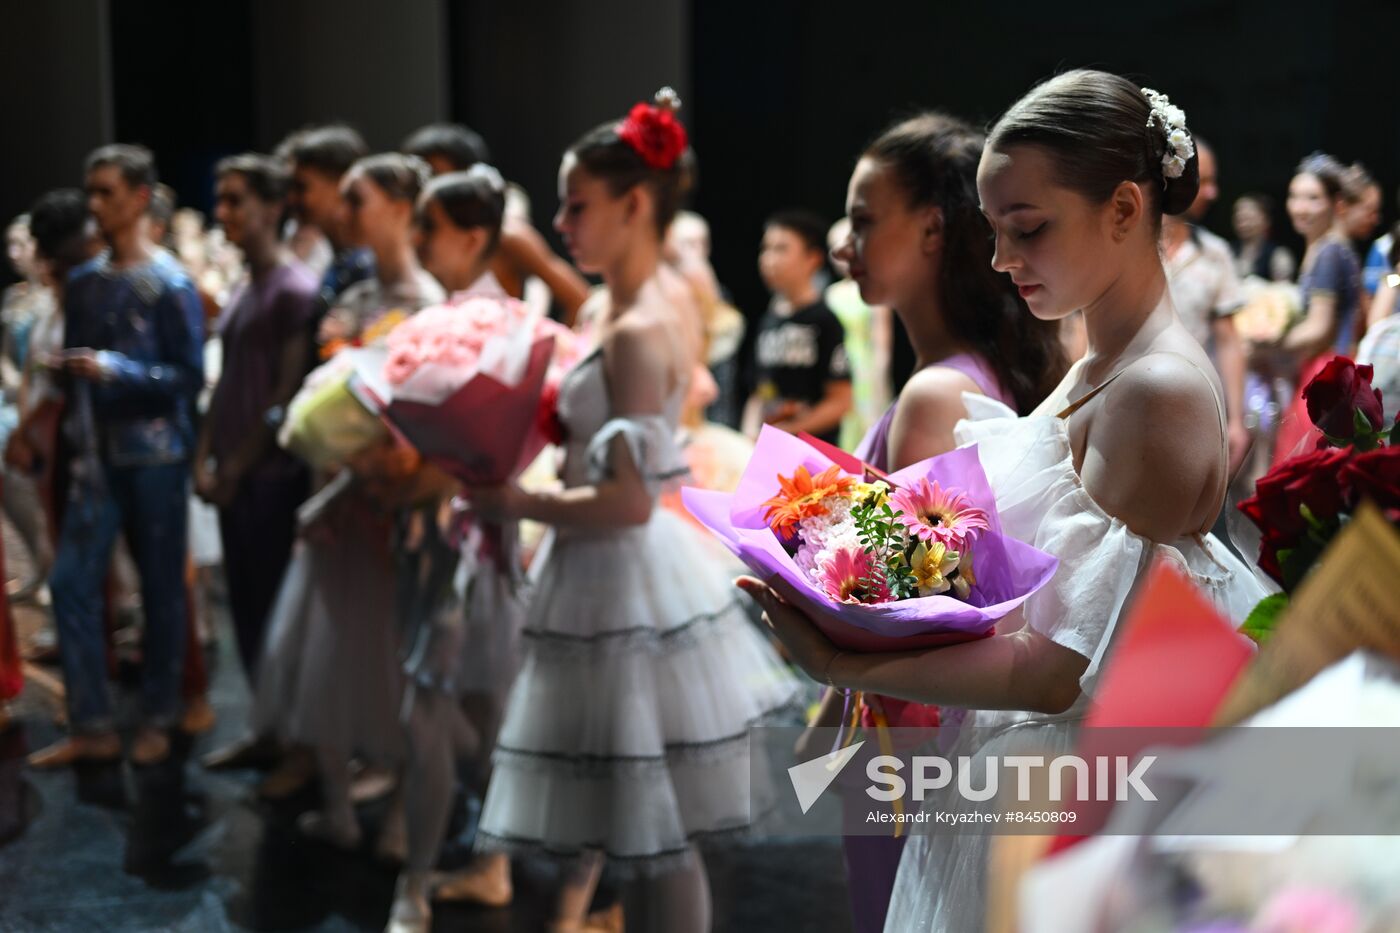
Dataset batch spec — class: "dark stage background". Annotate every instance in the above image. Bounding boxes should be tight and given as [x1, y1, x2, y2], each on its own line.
[4, 0, 1399, 325]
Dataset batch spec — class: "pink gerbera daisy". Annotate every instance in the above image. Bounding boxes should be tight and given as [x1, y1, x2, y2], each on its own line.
[816, 546, 891, 605]
[888, 479, 989, 551]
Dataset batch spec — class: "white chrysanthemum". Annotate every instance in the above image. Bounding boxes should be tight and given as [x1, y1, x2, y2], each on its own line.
[793, 501, 864, 586]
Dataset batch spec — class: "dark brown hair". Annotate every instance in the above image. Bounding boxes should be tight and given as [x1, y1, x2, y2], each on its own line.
[85, 144, 157, 190]
[568, 105, 691, 237]
[1339, 161, 1378, 205]
[866, 112, 1067, 414]
[420, 165, 507, 253]
[401, 123, 491, 171]
[350, 153, 431, 203]
[282, 124, 368, 178]
[216, 153, 291, 204]
[1293, 152, 1347, 200]
[988, 70, 1201, 220]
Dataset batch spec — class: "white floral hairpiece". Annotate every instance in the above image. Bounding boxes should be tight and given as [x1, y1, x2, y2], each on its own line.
[1141, 87, 1194, 181]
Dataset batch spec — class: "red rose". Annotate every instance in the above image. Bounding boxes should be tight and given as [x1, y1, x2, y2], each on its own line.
[534, 381, 566, 447]
[1238, 446, 1350, 585]
[1303, 357, 1385, 439]
[1340, 444, 1400, 512]
[617, 103, 689, 171]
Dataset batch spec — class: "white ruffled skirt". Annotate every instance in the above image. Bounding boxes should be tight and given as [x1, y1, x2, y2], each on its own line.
[475, 508, 801, 876]
[251, 511, 405, 763]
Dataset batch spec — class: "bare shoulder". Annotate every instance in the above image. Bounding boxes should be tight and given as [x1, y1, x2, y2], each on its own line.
[600, 310, 671, 413]
[1080, 350, 1223, 540]
[1108, 350, 1220, 426]
[902, 364, 985, 408]
[886, 365, 986, 467]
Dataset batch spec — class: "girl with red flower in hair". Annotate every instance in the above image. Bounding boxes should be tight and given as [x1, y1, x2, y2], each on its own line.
[400, 90, 798, 933]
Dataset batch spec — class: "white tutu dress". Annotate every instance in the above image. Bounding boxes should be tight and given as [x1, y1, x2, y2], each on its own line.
[474, 347, 802, 876]
[883, 389, 1275, 933]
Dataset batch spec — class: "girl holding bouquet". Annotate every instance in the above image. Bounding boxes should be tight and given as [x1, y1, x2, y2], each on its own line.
[809, 111, 1066, 933]
[384, 164, 522, 931]
[459, 91, 799, 933]
[742, 71, 1273, 932]
[254, 153, 442, 845]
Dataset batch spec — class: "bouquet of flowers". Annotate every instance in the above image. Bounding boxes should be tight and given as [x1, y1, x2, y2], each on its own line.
[358, 294, 578, 484]
[1237, 357, 1399, 640]
[683, 425, 1058, 651]
[1232, 279, 1302, 344]
[279, 346, 391, 472]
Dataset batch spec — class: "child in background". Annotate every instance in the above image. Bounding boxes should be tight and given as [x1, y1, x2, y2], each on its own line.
[744, 210, 852, 445]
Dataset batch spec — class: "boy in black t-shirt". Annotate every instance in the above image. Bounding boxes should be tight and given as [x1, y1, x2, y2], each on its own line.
[744, 210, 852, 445]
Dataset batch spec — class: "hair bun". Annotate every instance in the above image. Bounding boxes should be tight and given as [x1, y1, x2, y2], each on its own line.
[1159, 153, 1200, 215]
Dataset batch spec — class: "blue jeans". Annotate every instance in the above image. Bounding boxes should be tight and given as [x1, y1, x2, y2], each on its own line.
[50, 461, 190, 733]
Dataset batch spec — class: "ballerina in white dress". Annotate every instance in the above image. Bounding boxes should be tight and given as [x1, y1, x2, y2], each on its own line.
[458, 91, 800, 933]
[744, 70, 1275, 933]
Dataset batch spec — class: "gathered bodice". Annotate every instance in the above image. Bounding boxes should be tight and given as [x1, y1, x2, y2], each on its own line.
[556, 346, 688, 493]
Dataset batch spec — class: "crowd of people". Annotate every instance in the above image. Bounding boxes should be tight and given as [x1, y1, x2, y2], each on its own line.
[0, 66, 1395, 933]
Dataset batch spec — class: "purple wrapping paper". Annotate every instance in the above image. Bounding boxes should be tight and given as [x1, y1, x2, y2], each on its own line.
[682, 425, 1059, 652]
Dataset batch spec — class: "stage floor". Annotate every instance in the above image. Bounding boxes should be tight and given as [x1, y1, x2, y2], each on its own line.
[0, 535, 850, 932]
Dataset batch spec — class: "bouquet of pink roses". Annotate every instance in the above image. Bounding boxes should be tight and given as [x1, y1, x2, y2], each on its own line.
[351, 294, 580, 484]
[683, 426, 1059, 652]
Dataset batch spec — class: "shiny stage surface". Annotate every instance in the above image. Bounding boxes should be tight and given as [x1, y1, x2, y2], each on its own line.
[0, 569, 849, 932]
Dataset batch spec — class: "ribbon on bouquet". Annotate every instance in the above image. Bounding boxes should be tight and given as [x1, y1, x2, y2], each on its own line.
[829, 688, 907, 837]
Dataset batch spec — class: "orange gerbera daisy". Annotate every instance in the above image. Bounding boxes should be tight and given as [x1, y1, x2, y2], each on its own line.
[761, 464, 857, 537]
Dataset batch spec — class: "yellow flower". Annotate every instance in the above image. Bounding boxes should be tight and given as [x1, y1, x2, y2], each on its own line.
[959, 544, 976, 588]
[854, 479, 890, 508]
[911, 541, 960, 597]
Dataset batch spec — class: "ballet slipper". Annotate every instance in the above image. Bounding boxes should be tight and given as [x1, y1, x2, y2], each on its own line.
[584, 903, 625, 933]
[178, 695, 217, 735]
[348, 762, 397, 804]
[384, 873, 431, 933]
[28, 732, 122, 769]
[431, 857, 513, 907]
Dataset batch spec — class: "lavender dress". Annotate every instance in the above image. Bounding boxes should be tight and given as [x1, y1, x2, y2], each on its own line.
[844, 353, 1013, 933]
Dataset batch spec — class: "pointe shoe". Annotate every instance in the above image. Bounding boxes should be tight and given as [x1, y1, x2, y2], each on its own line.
[27, 732, 122, 770]
[348, 762, 397, 805]
[584, 903, 625, 933]
[385, 875, 431, 933]
[547, 905, 625, 933]
[178, 696, 217, 735]
[431, 859, 513, 907]
[296, 810, 363, 850]
[130, 728, 171, 766]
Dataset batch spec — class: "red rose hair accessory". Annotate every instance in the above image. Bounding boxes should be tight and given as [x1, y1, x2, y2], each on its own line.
[617, 87, 688, 171]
